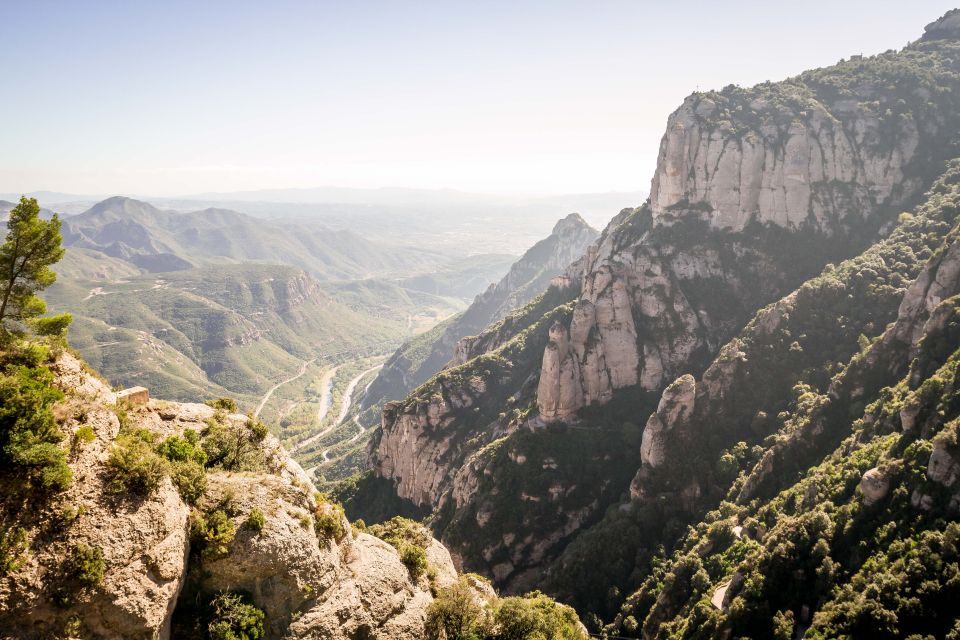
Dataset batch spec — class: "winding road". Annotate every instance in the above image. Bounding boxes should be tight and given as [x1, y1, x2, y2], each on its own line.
[254, 358, 316, 418]
[292, 366, 340, 453]
[319, 364, 383, 462]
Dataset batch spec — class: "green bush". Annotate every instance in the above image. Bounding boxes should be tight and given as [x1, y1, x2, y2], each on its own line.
[67, 543, 104, 587]
[0, 526, 29, 575]
[205, 397, 238, 413]
[207, 591, 265, 640]
[34, 313, 72, 337]
[314, 503, 346, 542]
[400, 543, 428, 580]
[170, 459, 207, 504]
[106, 430, 168, 495]
[157, 430, 207, 465]
[0, 363, 71, 491]
[425, 577, 489, 640]
[492, 592, 587, 640]
[74, 425, 95, 445]
[193, 510, 236, 559]
[246, 508, 265, 533]
[202, 415, 268, 472]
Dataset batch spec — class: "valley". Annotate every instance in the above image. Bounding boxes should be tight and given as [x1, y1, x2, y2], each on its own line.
[4, 5, 960, 640]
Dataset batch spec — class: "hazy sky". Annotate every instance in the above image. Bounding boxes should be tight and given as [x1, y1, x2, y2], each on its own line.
[1, 1, 956, 197]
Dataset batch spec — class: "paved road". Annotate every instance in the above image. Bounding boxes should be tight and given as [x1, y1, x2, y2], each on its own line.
[254, 358, 316, 418]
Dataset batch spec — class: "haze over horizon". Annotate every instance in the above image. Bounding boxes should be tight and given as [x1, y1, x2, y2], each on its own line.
[3, 0, 956, 197]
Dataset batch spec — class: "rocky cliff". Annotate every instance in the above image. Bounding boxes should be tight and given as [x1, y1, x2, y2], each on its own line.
[597, 155, 960, 639]
[0, 351, 494, 640]
[362, 13, 960, 599]
[362, 213, 597, 419]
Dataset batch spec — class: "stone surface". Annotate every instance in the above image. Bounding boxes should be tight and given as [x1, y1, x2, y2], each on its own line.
[860, 467, 891, 506]
[0, 352, 489, 640]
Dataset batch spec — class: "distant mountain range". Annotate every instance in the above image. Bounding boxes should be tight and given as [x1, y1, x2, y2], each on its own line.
[58, 196, 448, 280]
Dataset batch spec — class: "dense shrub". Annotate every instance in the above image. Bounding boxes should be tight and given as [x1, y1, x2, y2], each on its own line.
[425, 578, 587, 640]
[0, 362, 71, 491]
[0, 526, 29, 575]
[368, 516, 432, 578]
[246, 508, 265, 533]
[400, 543, 428, 580]
[425, 577, 489, 640]
[314, 502, 346, 542]
[33, 313, 72, 337]
[207, 591, 265, 640]
[106, 430, 168, 495]
[202, 415, 268, 471]
[205, 397, 238, 413]
[493, 592, 586, 640]
[67, 543, 104, 587]
[192, 510, 236, 559]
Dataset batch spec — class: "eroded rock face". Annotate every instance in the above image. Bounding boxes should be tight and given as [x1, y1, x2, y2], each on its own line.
[0, 353, 487, 640]
[0, 354, 191, 640]
[860, 467, 892, 506]
[195, 475, 465, 640]
[649, 93, 919, 233]
[639, 375, 697, 469]
[928, 441, 960, 487]
[536, 322, 584, 420]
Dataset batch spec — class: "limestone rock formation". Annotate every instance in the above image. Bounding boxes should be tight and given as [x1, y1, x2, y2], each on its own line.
[639, 374, 697, 469]
[0, 352, 487, 640]
[536, 321, 584, 420]
[364, 213, 597, 415]
[860, 467, 891, 506]
[927, 440, 960, 487]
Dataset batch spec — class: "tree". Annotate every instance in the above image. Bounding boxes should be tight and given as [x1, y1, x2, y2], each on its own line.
[0, 197, 65, 331]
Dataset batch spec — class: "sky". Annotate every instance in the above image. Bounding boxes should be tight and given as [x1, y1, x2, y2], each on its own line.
[1, 0, 956, 198]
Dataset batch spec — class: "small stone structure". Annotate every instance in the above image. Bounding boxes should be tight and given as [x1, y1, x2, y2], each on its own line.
[116, 386, 150, 406]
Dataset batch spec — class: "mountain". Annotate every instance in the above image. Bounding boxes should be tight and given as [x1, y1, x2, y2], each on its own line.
[361, 213, 599, 421]
[45, 264, 463, 409]
[348, 11, 960, 636]
[61, 196, 448, 279]
[0, 343, 585, 639]
[307, 214, 597, 492]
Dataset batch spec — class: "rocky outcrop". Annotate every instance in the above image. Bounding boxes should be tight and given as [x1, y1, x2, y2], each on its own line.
[860, 467, 891, 506]
[534, 33, 960, 422]
[0, 353, 490, 640]
[536, 322, 584, 421]
[367, 15, 960, 593]
[649, 92, 920, 233]
[639, 374, 696, 470]
[927, 439, 960, 487]
[364, 214, 597, 415]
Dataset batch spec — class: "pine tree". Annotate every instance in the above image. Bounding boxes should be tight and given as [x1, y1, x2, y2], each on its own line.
[0, 197, 65, 331]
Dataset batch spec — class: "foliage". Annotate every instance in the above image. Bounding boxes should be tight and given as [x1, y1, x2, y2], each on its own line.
[246, 508, 265, 533]
[34, 313, 72, 337]
[368, 516, 431, 578]
[425, 577, 490, 640]
[492, 592, 587, 640]
[106, 429, 168, 495]
[202, 414, 268, 472]
[0, 526, 29, 575]
[205, 397, 238, 413]
[66, 543, 104, 587]
[400, 543, 428, 580]
[192, 509, 236, 559]
[425, 578, 587, 640]
[207, 592, 265, 640]
[313, 501, 347, 543]
[0, 197, 65, 330]
[0, 360, 71, 491]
